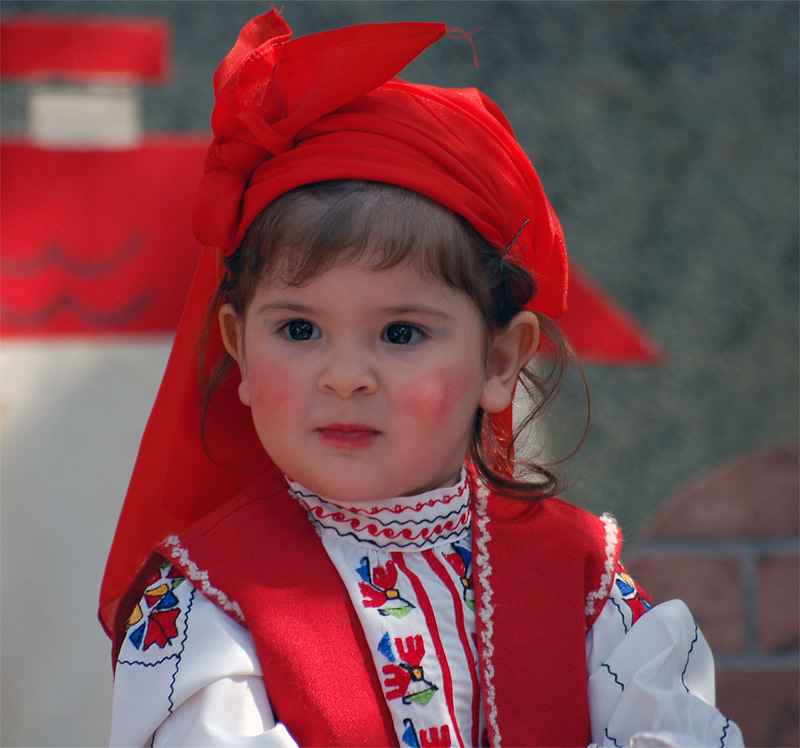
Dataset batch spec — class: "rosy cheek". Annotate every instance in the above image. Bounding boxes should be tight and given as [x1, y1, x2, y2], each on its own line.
[247, 360, 299, 411]
[403, 365, 478, 425]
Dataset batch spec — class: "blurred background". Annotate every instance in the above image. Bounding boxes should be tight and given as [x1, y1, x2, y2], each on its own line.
[1, 2, 797, 745]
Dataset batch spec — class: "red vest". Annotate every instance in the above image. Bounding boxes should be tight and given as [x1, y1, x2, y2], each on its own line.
[116, 472, 619, 747]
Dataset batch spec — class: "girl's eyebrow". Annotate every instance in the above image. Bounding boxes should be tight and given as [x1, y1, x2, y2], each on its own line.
[256, 300, 455, 321]
[255, 301, 316, 315]
[381, 304, 456, 322]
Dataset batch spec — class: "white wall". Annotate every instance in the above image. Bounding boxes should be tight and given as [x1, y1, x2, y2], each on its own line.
[1, 338, 171, 746]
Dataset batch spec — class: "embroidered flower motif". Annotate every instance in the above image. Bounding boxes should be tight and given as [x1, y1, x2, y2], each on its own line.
[615, 565, 652, 624]
[379, 633, 439, 706]
[401, 718, 452, 747]
[443, 543, 475, 611]
[402, 718, 421, 748]
[356, 557, 415, 618]
[125, 562, 185, 650]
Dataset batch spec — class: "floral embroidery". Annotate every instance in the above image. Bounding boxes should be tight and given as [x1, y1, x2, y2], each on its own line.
[379, 632, 439, 706]
[615, 565, 652, 624]
[443, 543, 475, 611]
[126, 562, 186, 650]
[402, 718, 421, 747]
[420, 725, 452, 747]
[357, 557, 415, 618]
[401, 718, 452, 747]
[289, 472, 477, 743]
[287, 473, 470, 551]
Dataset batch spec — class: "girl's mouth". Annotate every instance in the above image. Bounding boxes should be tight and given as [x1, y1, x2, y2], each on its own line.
[317, 424, 380, 449]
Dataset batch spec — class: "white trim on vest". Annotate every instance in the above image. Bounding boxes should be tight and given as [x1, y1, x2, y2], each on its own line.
[473, 481, 501, 748]
[163, 535, 245, 623]
[584, 513, 619, 618]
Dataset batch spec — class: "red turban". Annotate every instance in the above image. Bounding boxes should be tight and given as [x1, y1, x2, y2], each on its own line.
[100, 10, 569, 646]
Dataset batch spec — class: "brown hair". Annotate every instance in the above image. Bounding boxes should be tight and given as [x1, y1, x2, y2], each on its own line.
[202, 180, 587, 501]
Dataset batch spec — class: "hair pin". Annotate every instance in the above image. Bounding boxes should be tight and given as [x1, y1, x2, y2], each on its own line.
[501, 219, 530, 258]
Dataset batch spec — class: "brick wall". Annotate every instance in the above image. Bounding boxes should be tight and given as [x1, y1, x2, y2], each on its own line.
[626, 444, 799, 746]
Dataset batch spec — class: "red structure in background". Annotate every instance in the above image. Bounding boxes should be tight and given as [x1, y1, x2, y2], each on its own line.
[1, 139, 207, 334]
[0, 16, 170, 82]
[0, 16, 207, 336]
[0, 15, 660, 365]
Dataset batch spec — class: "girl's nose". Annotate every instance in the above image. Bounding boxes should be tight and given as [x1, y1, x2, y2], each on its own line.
[318, 351, 378, 397]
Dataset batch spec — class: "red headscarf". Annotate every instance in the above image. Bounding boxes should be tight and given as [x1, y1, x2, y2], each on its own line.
[99, 9, 568, 641]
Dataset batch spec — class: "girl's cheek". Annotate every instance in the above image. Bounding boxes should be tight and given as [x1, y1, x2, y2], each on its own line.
[403, 365, 479, 424]
[247, 359, 300, 411]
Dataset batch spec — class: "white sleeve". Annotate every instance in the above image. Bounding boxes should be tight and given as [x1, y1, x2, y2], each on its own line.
[585, 574, 744, 748]
[110, 564, 298, 747]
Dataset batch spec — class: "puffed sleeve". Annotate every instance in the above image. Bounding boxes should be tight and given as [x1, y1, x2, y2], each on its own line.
[110, 563, 298, 747]
[585, 572, 744, 748]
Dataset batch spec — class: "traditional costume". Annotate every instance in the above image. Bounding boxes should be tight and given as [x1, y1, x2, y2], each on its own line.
[109, 469, 738, 747]
[101, 11, 742, 747]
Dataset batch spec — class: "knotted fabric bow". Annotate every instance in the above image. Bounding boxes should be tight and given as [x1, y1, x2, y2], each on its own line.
[192, 10, 567, 317]
[100, 9, 569, 646]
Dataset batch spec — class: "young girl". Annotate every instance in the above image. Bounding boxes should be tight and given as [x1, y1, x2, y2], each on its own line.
[102, 11, 742, 747]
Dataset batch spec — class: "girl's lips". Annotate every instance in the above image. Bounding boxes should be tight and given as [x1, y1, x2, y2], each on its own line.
[317, 424, 380, 449]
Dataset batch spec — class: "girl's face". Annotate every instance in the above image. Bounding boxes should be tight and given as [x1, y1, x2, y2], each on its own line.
[220, 259, 538, 503]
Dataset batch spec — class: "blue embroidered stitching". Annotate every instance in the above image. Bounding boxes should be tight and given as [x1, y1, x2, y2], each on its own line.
[117, 652, 180, 667]
[604, 728, 622, 748]
[719, 717, 731, 747]
[681, 620, 699, 693]
[166, 586, 195, 714]
[601, 662, 624, 691]
[402, 718, 420, 747]
[608, 595, 629, 634]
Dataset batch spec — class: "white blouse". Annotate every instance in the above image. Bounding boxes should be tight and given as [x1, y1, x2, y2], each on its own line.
[110, 472, 743, 747]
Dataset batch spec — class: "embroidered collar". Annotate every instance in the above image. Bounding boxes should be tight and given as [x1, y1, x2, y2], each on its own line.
[286, 468, 471, 552]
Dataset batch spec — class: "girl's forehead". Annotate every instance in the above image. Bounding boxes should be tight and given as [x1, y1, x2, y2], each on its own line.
[256, 257, 479, 311]
[259, 250, 446, 290]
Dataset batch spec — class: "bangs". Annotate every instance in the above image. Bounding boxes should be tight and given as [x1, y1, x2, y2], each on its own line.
[227, 179, 534, 330]
[241, 180, 491, 294]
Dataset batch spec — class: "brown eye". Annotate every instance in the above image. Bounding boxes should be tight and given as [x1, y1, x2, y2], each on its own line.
[383, 323, 421, 345]
[285, 319, 317, 341]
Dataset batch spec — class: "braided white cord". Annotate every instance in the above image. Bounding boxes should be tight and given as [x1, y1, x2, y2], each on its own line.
[163, 535, 245, 623]
[584, 513, 619, 618]
[474, 482, 501, 747]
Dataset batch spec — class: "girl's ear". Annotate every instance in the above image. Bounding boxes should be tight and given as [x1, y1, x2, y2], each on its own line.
[480, 311, 540, 414]
[218, 303, 251, 407]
